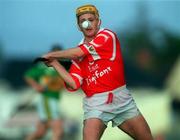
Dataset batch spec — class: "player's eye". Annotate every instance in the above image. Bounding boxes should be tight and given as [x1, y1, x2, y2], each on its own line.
[88, 18, 95, 22]
[79, 19, 86, 24]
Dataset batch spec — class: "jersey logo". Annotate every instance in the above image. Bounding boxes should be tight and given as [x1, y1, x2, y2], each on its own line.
[88, 63, 99, 72]
[85, 66, 112, 85]
[89, 46, 95, 52]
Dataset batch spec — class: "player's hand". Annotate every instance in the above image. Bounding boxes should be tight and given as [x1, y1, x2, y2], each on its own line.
[43, 58, 53, 67]
[44, 59, 59, 67]
[42, 52, 53, 60]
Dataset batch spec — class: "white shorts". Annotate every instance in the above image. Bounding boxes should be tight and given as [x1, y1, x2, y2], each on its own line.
[37, 96, 61, 121]
[83, 86, 140, 127]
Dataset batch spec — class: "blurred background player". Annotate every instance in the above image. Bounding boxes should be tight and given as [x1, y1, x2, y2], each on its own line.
[24, 44, 64, 140]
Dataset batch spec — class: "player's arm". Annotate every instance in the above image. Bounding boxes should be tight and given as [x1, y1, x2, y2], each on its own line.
[24, 77, 44, 93]
[47, 59, 77, 90]
[42, 47, 85, 60]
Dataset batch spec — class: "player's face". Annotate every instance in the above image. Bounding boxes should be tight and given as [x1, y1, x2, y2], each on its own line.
[78, 13, 100, 38]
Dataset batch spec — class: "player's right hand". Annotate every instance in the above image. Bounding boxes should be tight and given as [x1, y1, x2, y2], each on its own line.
[42, 52, 53, 60]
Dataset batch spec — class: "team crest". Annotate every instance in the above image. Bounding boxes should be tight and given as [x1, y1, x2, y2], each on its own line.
[89, 46, 95, 52]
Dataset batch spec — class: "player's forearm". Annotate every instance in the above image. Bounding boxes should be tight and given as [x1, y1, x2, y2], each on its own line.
[52, 61, 77, 90]
[43, 47, 84, 60]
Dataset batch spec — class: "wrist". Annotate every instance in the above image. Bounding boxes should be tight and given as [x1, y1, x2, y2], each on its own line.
[50, 59, 58, 66]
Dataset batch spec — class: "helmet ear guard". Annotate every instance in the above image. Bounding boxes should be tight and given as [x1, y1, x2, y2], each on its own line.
[98, 19, 101, 26]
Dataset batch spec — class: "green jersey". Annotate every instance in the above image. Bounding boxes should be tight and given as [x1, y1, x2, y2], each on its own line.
[25, 63, 64, 99]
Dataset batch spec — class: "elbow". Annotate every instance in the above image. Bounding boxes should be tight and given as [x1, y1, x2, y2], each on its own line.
[70, 82, 78, 90]
[66, 81, 78, 91]
[65, 74, 81, 91]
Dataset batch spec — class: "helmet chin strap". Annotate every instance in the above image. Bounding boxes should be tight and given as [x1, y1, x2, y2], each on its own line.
[97, 19, 101, 29]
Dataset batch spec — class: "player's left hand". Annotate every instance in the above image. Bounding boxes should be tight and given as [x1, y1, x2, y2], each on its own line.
[44, 59, 59, 67]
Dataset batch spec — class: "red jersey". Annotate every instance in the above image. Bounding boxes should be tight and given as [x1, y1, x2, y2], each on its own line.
[66, 28, 126, 97]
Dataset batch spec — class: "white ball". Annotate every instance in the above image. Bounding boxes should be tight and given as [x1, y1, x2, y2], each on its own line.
[82, 20, 90, 29]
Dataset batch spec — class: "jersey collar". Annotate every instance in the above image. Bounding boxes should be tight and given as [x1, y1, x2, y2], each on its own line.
[78, 28, 104, 45]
